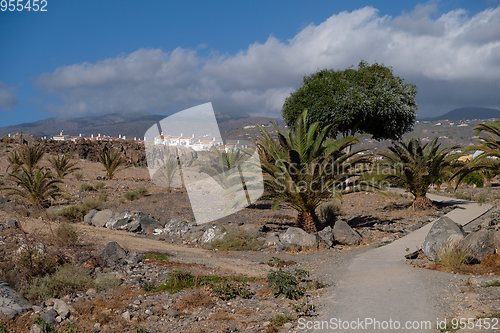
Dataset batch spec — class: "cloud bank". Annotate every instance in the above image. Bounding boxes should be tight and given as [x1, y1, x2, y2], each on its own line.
[36, 4, 500, 118]
[0, 82, 18, 111]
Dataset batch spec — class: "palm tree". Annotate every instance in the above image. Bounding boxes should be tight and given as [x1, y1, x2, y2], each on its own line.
[19, 144, 45, 174]
[98, 148, 129, 179]
[153, 156, 179, 192]
[256, 109, 372, 232]
[196, 147, 249, 190]
[50, 154, 81, 178]
[1, 166, 63, 207]
[7, 150, 22, 173]
[377, 137, 460, 209]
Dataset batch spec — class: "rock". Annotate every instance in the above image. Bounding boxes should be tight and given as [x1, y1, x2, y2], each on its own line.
[0, 281, 31, 319]
[165, 309, 180, 317]
[201, 226, 226, 243]
[121, 310, 131, 321]
[265, 233, 281, 246]
[280, 227, 317, 247]
[139, 215, 162, 235]
[462, 229, 495, 261]
[405, 249, 424, 260]
[317, 226, 333, 247]
[124, 255, 140, 265]
[91, 209, 113, 227]
[422, 216, 465, 262]
[5, 219, 18, 228]
[163, 218, 190, 237]
[30, 324, 45, 333]
[106, 211, 132, 229]
[182, 225, 208, 241]
[494, 231, 500, 254]
[332, 220, 362, 246]
[83, 209, 98, 225]
[101, 242, 127, 267]
[242, 225, 265, 238]
[40, 308, 58, 326]
[53, 299, 70, 319]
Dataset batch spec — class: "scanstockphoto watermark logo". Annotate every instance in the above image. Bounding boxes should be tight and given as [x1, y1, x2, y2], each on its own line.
[144, 103, 264, 225]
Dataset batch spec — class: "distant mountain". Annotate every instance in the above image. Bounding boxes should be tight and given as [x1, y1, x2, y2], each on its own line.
[0, 111, 280, 139]
[420, 107, 500, 121]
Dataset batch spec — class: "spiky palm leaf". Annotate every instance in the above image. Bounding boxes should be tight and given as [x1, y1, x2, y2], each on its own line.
[256, 109, 373, 232]
[50, 154, 81, 178]
[196, 148, 250, 190]
[19, 144, 45, 174]
[377, 137, 460, 209]
[153, 156, 179, 192]
[1, 166, 63, 207]
[7, 150, 22, 173]
[98, 148, 129, 179]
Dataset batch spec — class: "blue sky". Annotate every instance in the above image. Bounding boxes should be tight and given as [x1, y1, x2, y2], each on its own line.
[1, 0, 500, 128]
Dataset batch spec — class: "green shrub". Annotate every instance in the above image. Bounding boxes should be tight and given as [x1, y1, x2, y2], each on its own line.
[57, 204, 88, 222]
[124, 190, 141, 201]
[94, 272, 121, 292]
[212, 281, 252, 300]
[137, 186, 148, 196]
[93, 181, 106, 190]
[98, 190, 108, 202]
[82, 197, 103, 210]
[141, 252, 170, 261]
[272, 314, 294, 327]
[207, 229, 264, 251]
[463, 172, 484, 188]
[267, 269, 305, 300]
[290, 301, 316, 316]
[54, 222, 78, 247]
[24, 264, 94, 301]
[455, 191, 472, 200]
[482, 280, 500, 288]
[74, 172, 84, 181]
[154, 270, 198, 293]
[135, 328, 148, 333]
[79, 182, 94, 191]
[34, 317, 58, 333]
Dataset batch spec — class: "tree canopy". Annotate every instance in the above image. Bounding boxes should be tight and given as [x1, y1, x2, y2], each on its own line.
[281, 61, 418, 141]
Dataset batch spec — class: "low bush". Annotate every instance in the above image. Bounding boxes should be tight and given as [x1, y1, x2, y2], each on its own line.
[140, 251, 170, 261]
[82, 197, 103, 211]
[54, 222, 78, 247]
[124, 190, 141, 201]
[18, 247, 58, 279]
[463, 172, 484, 188]
[24, 264, 94, 301]
[79, 182, 94, 191]
[318, 199, 342, 223]
[98, 190, 108, 202]
[93, 181, 106, 190]
[137, 186, 148, 196]
[172, 289, 215, 311]
[207, 229, 264, 251]
[57, 204, 88, 222]
[94, 272, 121, 292]
[212, 281, 252, 300]
[267, 269, 305, 300]
[272, 314, 294, 327]
[74, 172, 84, 181]
[438, 241, 472, 270]
[154, 270, 199, 293]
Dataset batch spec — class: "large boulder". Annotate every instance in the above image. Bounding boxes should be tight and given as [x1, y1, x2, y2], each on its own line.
[101, 242, 127, 267]
[201, 226, 226, 243]
[280, 227, 317, 247]
[462, 229, 495, 261]
[0, 281, 31, 319]
[422, 216, 465, 262]
[333, 220, 362, 246]
[106, 211, 133, 229]
[83, 209, 98, 225]
[139, 215, 162, 235]
[91, 209, 113, 227]
[317, 226, 334, 248]
[162, 218, 190, 237]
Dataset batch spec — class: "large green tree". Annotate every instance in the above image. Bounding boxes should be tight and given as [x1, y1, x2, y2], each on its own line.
[282, 61, 418, 140]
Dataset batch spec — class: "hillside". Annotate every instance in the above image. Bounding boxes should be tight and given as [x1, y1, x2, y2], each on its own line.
[0, 111, 280, 139]
[420, 107, 500, 122]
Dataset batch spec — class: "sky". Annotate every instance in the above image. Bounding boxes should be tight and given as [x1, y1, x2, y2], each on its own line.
[1, 0, 500, 127]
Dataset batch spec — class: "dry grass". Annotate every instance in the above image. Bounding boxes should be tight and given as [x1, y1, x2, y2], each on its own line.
[172, 288, 215, 312]
[208, 309, 234, 322]
[437, 240, 472, 270]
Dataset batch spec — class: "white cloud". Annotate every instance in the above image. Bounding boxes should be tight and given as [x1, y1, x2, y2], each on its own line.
[36, 5, 500, 118]
[0, 82, 18, 111]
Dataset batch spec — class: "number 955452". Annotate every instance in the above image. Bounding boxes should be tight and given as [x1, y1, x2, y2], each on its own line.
[1, 0, 47, 11]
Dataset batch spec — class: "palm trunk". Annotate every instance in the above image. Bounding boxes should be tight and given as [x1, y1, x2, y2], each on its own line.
[296, 210, 322, 233]
[412, 196, 432, 210]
